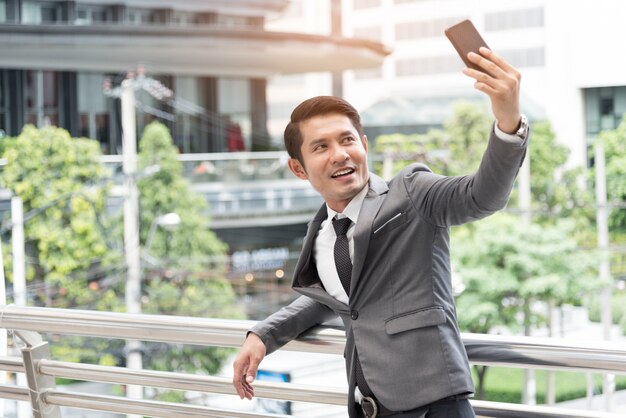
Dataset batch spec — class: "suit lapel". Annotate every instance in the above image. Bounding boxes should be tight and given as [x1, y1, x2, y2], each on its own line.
[292, 204, 327, 289]
[350, 174, 388, 297]
[291, 173, 388, 308]
[292, 204, 351, 313]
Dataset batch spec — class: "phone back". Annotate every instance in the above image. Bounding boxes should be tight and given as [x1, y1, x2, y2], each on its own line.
[445, 19, 489, 71]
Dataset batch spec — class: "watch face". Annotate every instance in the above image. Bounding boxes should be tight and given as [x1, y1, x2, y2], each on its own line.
[516, 115, 528, 138]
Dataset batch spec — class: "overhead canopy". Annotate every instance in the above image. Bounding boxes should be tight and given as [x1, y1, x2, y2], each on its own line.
[0, 24, 390, 77]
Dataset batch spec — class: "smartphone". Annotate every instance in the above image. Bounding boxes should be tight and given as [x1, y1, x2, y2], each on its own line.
[444, 19, 489, 72]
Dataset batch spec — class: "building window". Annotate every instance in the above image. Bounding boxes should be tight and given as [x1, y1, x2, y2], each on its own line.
[395, 16, 466, 40]
[24, 70, 59, 127]
[585, 87, 626, 137]
[396, 55, 462, 76]
[353, 26, 382, 42]
[485, 7, 544, 32]
[500, 47, 544, 68]
[0, 71, 6, 134]
[77, 72, 111, 151]
[0, 0, 6, 23]
[22, 1, 61, 23]
[354, 65, 383, 80]
[76, 5, 112, 25]
[126, 8, 154, 24]
[353, 0, 381, 10]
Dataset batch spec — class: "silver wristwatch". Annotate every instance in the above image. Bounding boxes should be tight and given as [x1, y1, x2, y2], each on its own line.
[515, 114, 529, 139]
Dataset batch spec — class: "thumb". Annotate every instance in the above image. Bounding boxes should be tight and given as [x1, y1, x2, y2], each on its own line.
[246, 363, 259, 383]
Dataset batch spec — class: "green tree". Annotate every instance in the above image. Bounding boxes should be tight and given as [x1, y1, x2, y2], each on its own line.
[373, 102, 491, 177]
[135, 121, 244, 376]
[597, 115, 626, 234]
[1, 123, 244, 380]
[1, 125, 118, 308]
[453, 214, 601, 398]
[1, 125, 122, 366]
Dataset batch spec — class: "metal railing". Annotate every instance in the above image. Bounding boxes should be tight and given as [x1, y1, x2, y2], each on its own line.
[0, 305, 624, 418]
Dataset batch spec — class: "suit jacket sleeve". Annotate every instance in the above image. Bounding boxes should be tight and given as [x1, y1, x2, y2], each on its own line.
[249, 295, 337, 355]
[404, 128, 527, 227]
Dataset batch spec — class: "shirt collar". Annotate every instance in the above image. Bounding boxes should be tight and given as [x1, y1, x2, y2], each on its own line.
[325, 182, 369, 224]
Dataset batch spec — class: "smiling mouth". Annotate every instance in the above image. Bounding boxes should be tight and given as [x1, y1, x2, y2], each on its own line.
[331, 168, 355, 178]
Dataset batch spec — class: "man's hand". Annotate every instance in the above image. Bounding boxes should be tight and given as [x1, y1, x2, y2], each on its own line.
[463, 47, 522, 134]
[232, 332, 267, 400]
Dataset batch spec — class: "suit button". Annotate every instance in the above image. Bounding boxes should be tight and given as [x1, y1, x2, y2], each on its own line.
[351, 310, 359, 320]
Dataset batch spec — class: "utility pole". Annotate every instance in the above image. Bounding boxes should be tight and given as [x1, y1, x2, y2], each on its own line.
[121, 75, 143, 418]
[11, 196, 29, 418]
[11, 196, 26, 307]
[595, 141, 614, 411]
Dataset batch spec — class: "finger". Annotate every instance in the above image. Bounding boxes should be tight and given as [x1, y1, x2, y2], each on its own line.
[478, 47, 520, 78]
[246, 360, 260, 384]
[467, 51, 506, 79]
[473, 81, 498, 97]
[232, 361, 247, 399]
[242, 381, 255, 400]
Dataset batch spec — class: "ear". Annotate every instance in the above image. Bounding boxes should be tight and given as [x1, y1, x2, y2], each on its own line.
[288, 158, 308, 180]
[362, 134, 368, 153]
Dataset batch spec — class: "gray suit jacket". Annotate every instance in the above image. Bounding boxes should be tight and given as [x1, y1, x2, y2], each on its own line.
[251, 130, 527, 416]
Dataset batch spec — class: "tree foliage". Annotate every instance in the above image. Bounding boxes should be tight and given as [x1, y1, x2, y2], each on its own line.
[453, 214, 600, 398]
[373, 102, 491, 177]
[135, 121, 244, 375]
[1, 125, 118, 308]
[598, 115, 626, 233]
[1, 123, 244, 377]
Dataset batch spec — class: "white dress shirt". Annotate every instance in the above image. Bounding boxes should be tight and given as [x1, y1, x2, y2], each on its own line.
[313, 184, 369, 305]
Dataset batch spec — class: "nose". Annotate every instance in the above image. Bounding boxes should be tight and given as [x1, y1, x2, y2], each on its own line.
[330, 145, 349, 164]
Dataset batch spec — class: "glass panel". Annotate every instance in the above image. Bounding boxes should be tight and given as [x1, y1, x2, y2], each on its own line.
[77, 72, 107, 113]
[92, 9, 107, 23]
[79, 113, 90, 137]
[22, 2, 41, 24]
[0, 73, 4, 109]
[42, 71, 58, 108]
[42, 112, 58, 127]
[585, 89, 600, 135]
[24, 70, 37, 110]
[40, 3, 58, 23]
[95, 113, 110, 149]
[614, 86, 626, 116]
[218, 78, 251, 142]
[0, 1, 6, 23]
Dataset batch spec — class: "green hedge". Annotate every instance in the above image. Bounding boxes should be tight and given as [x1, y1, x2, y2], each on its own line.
[473, 367, 626, 404]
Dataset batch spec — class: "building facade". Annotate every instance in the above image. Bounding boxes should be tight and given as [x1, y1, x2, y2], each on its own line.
[0, 0, 387, 154]
[267, 0, 626, 169]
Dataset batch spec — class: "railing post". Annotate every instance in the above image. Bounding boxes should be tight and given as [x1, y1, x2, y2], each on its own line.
[16, 331, 61, 418]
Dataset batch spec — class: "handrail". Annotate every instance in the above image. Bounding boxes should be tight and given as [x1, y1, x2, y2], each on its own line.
[0, 305, 625, 373]
[1, 305, 625, 418]
[43, 391, 291, 418]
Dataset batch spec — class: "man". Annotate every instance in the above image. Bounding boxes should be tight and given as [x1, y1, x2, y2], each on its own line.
[233, 47, 528, 418]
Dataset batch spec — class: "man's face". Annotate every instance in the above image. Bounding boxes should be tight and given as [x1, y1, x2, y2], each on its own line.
[288, 113, 369, 213]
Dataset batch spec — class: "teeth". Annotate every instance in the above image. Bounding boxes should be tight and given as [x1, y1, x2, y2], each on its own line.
[332, 168, 354, 178]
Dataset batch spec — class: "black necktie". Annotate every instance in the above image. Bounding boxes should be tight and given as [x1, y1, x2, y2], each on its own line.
[332, 217, 373, 397]
[332, 217, 353, 296]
